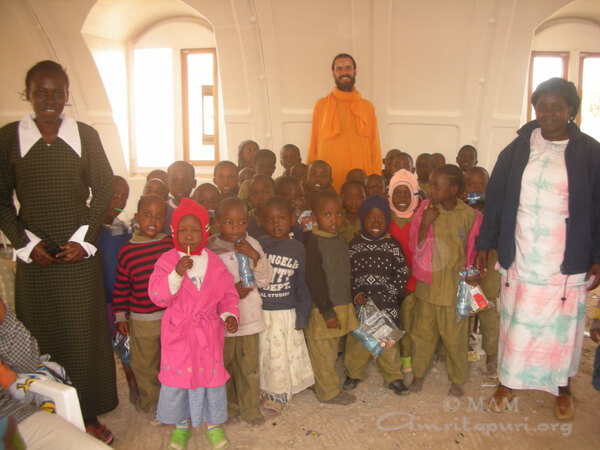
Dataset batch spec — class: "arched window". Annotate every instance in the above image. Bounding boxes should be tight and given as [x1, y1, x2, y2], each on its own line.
[527, 18, 600, 141]
[84, 3, 223, 174]
[131, 19, 220, 170]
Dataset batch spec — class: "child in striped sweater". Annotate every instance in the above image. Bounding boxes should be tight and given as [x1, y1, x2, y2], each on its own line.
[112, 195, 173, 415]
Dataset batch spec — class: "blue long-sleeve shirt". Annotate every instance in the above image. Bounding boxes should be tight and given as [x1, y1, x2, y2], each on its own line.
[257, 236, 312, 329]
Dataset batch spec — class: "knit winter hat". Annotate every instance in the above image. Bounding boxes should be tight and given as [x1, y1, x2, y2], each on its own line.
[359, 195, 391, 240]
[170, 197, 210, 255]
[388, 169, 420, 218]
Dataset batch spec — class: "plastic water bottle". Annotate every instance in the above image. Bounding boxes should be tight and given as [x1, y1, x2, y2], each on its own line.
[456, 266, 479, 322]
[455, 279, 470, 322]
[461, 266, 480, 279]
[235, 239, 255, 288]
[465, 192, 485, 205]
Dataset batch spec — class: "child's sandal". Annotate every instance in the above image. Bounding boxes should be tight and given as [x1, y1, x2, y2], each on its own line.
[260, 399, 283, 417]
[86, 423, 115, 445]
[168, 429, 191, 450]
[206, 427, 229, 449]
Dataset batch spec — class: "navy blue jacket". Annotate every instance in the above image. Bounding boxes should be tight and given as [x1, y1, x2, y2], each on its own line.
[475, 120, 600, 274]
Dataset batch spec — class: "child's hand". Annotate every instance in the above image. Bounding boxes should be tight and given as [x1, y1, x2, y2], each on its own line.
[116, 321, 129, 335]
[224, 316, 238, 333]
[326, 316, 341, 329]
[234, 239, 260, 264]
[591, 328, 600, 343]
[464, 276, 479, 287]
[175, 255, 193, 276]
[235, 281, 253, 299]
[354, 294, 367, 306]
[421, 202, 439, 226]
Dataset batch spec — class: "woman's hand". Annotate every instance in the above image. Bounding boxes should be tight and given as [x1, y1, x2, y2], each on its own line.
[175, 255, 193, 276]
[224, 316, 238, 333]
[234, 239, 259, 264]
[585, 263, 600, 291]
[591, 328, 600, 344]
[475, 250, 488, 275]
[116, 321, 129, 336]
[56, 242, 86, 263]
[30, 242, 58, 266]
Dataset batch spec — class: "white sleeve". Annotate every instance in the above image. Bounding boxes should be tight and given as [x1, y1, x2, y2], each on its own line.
[68, 225, 97, 257]
[168, 270, 184, 295]
[220, 312, 237, 322]
[15, 230, 42, 263]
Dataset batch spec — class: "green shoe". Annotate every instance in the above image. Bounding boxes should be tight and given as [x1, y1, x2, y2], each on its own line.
[169, 429, 191, 450]
[206, 426, 229, 449]
[401, 356, 412, 373]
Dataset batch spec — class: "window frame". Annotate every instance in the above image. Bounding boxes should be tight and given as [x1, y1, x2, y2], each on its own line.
[181, 48, 219, 167]
[527, 51, 569, 122]
[578, 52, 600, 128]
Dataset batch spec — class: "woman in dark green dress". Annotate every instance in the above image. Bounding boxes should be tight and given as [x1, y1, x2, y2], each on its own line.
[0, 60, 118, 444]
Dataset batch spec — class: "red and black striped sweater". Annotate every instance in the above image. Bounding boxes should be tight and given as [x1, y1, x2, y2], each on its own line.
[112, 234, 173, 321]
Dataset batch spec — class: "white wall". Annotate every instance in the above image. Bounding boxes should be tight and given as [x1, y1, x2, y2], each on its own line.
[1, 0, 585, 217]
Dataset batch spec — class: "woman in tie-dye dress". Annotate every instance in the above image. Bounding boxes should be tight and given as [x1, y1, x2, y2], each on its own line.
[475, 78, 600, 420]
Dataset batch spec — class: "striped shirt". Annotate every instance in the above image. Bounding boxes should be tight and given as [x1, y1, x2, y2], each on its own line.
[112, 236, 173, 320]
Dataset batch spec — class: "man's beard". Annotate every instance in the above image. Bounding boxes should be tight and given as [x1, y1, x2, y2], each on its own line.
[335, 75, 355, 92]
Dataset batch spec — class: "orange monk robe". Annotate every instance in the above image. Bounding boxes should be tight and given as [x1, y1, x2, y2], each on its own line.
[307, 87, 382, 193]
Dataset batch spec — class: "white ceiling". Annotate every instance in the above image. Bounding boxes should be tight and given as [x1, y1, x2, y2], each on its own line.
[83, 0, 205, 41]
[84, 0, 600, 43]
[547, 0, 600, 25]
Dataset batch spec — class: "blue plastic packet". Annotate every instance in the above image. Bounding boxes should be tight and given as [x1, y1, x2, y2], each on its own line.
[351, 327, 384, 358]
[350, 298, 404, 358]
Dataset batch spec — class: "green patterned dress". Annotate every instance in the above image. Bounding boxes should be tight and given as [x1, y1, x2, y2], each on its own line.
[0, 118, 118, 418]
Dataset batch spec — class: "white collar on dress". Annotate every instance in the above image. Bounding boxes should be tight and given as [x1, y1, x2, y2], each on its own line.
[18, 113, 81, 158]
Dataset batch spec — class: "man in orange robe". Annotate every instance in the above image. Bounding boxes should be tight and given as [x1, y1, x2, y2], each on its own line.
[307, 53, 382, 193]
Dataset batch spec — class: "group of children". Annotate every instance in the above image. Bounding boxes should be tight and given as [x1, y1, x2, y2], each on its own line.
[100, 141, 499, 449]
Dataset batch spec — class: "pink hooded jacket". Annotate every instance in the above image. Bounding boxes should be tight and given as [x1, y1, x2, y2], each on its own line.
[149, 199, 239, 389]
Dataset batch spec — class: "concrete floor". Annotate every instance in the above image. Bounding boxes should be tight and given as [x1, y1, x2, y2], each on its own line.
[101, 292, 600, 449]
